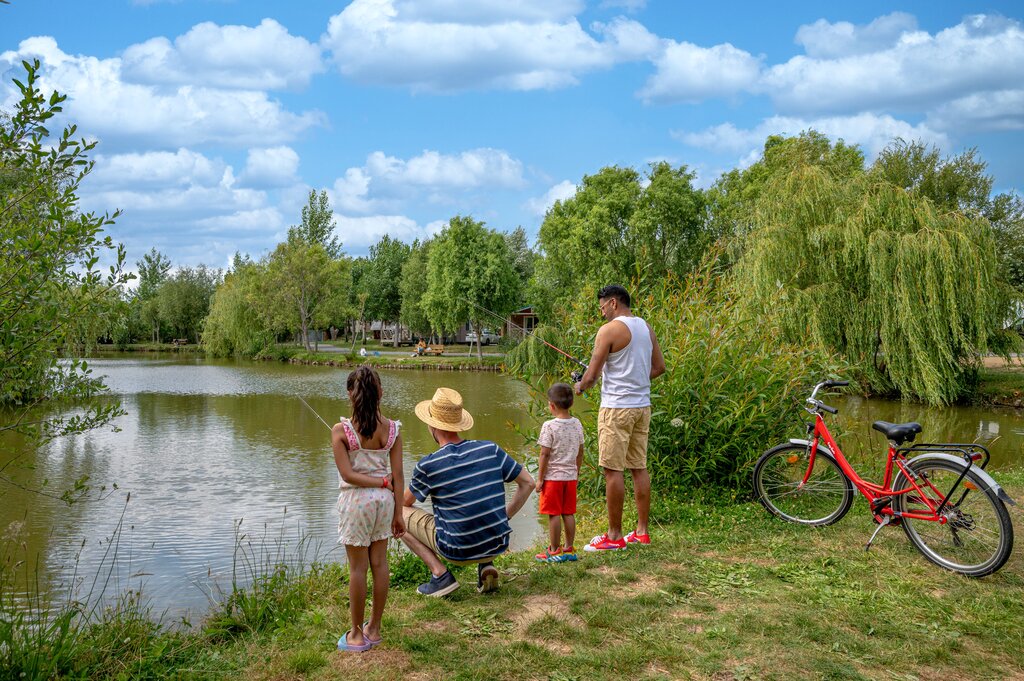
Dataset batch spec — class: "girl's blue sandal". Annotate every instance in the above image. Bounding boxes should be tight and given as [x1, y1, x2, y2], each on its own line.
[337, 630, 379, 653]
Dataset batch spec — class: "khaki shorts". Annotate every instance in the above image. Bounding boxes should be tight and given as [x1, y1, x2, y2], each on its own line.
[403, 506, 496, 566]
[597, 406, 651, 471]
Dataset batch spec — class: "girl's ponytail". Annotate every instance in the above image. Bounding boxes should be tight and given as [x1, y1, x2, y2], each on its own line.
[347, 366, 382, 439]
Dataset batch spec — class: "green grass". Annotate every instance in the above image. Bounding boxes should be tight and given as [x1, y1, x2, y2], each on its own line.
[7, 470, 1022, 680]
[977, 367, 1024, 406]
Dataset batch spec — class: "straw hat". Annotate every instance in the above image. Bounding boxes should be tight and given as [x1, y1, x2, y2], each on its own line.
[414, 387, 474, 432]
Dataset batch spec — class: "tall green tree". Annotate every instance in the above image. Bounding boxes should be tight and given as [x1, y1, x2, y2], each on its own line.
[202, 255, 274, 356]
[399, 239, 433, 339]
[156, 265, 221, 343]
[425, 216, 520, 360]
[731, 134, 1017, 404]
[1, 60, 130, 443]
[289, 189, 342, 258]
[136, 248, 171, 342]
[363, 235, 411, 346]
[532, 163, 708, 318]
[262, 238, 351, 352]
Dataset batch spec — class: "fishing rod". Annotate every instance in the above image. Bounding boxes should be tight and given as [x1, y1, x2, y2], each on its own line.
[459, 297, 589, 380]
[296, 395, 332, 432]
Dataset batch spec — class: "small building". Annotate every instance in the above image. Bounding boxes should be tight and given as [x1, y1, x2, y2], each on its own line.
[507, 306, 539, 339]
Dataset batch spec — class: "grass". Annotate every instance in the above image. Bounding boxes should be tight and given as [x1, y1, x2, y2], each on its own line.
[977, 366, 1024, 407]
[279, 348, 505, 371]
[8, 471, 1021, 680]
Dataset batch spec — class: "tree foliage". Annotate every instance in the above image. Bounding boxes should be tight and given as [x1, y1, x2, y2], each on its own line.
[202, 255, 274, 357]
[730, 134, 1018, 404]
[363, 235, 411, 345]
[0, 60, 129, 441]
[399, 239, 432, 337]
[289, 189, 341, 258]
[533, 162, 707, 317]
[424, 216, 520, 359]
[156, 265, 221, 343]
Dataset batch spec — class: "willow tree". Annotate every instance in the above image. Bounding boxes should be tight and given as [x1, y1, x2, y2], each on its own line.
[732, 160, 1017, 404]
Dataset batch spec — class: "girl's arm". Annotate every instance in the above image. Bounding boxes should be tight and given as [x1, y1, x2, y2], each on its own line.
[332, 423, 390, 489]
[537, 446, 551, 492]
[388, 430, 406, 537]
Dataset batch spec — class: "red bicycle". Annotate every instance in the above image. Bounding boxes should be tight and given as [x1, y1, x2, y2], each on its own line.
[753, 380, 1016, 577]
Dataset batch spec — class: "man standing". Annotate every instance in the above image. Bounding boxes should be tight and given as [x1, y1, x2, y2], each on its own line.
[575, 285, 665, 551]
[401, 387, 536, 596]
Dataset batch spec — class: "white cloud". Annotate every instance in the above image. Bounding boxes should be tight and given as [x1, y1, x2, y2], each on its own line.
[334, 214, 434, 250]
[393, 0, 584, 24]
[122, 19, 323, 91]
[0, 37, 324, 149]
[676, 113, 950, 161]
[928, 89, 1024, 132]
[638, 40, 762, 104]
[763, 14, 1024, 115]
[327, 148, 527, 216]
[794, 12, 918, 59]
[89, 148, 226, 190]
[600, 0, 647, 13]
[524, 180, 577, 215]
[321, 0, 658, 92]
[240, 147, 301, 188]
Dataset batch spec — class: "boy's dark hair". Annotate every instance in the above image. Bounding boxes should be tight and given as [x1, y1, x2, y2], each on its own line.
[597, 284, 630, 308]
[547, 383, 574, 410]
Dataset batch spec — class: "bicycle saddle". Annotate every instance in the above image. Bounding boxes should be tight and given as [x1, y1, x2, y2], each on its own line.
[871, 420, 922, 444]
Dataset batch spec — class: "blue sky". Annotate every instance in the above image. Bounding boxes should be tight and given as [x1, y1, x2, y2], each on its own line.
[3, 1, 1022, 270]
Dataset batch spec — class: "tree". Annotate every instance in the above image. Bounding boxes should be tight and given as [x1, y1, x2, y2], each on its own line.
[202, 255, 274, 356]
[504, 226, 536, 284]
[136, 248, 171, 342]
[156, 265, 221, 343]
[289, 189, 342, 258]
[362, 235, 411, 347]
[987, 192, 1024, 294]
[1, 60, 130, 445]
[532, 163, 709, 319]
[399, 239, 433, 339]
[871, 140, 992, 215]
[731, 134, 1018, 404]
[262, 238, 351, 352]
[424, 216, 520, 360]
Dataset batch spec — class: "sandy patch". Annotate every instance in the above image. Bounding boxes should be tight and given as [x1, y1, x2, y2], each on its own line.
[511, 594, 582, 654]
[330, 648, 435, 680]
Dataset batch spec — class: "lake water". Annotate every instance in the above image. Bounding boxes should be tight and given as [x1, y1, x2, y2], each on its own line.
[1, 356, 1021, 618]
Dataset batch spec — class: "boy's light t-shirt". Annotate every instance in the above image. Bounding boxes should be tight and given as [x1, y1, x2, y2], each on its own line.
[538, 417, 584, 481]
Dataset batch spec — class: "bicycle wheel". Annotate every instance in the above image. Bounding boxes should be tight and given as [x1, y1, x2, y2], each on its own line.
[893, 458, 1013, 577]
[753, 444, 854, 526]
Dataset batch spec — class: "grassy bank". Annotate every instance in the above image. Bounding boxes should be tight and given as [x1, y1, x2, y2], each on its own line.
[977, 366, 1024, 407]
[93, 342, 202, 353]
[6, 470, 1023, 680]
[267, 347, 505, 372]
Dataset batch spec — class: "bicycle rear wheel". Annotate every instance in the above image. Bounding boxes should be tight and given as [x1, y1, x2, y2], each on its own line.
[753, 444, 854, 526]
[894, 458, 1014, 577]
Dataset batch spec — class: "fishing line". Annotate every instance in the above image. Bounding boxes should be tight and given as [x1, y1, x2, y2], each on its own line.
[458, 297, 589, 379]
[296, 395, 332, 431]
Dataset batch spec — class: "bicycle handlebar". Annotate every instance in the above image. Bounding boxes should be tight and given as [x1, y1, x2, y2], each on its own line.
[808, 399, 838, 414]
[822, 380, 849, 388]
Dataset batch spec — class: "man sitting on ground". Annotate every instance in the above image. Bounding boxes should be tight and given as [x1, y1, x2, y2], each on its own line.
[401, 387, 536, 596]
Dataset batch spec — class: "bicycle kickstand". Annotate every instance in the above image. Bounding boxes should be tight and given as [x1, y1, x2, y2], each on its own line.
[865, 516, 892, 552]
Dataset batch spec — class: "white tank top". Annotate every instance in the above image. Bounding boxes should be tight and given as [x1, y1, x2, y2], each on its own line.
[600, 315, 652, 409]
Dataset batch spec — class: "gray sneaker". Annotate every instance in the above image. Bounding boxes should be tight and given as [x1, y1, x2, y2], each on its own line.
[477, 563, 499, 593]
[417, 570, 460, 597]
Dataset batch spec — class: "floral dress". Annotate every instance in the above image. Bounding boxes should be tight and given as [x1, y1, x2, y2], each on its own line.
[336, 417, 400, 546]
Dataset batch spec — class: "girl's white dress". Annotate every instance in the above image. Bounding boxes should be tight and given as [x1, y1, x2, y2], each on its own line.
[336, 417, 400, 546]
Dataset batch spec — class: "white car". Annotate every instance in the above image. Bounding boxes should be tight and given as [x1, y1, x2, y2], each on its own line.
[466, 329, 500, 345]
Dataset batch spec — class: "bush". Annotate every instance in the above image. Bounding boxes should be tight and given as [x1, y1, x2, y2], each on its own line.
[512, 264, 845, 495]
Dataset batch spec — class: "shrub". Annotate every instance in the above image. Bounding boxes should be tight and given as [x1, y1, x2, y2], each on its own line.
[511, 263, 845, 495]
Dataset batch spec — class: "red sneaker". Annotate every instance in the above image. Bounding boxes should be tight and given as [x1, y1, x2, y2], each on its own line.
[583, 533, 627, 552]
[535, 547, 563, 562]
[625, 531, 650, 545]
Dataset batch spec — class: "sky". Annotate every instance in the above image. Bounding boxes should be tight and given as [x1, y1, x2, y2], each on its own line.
[2, 0, 1023, 270]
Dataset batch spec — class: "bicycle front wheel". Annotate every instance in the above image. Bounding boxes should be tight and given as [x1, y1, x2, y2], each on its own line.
[894, 458, 1013, 578]
[753, 444, 854, 526]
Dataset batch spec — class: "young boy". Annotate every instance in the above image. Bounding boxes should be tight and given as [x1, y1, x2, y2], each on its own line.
[534, 383, 585, 563]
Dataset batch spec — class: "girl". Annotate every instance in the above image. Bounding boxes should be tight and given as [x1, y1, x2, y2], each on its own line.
[332, 366, 405, 652]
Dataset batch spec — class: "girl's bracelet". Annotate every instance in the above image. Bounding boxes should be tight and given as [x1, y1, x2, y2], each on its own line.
[381, 477, 387, 488]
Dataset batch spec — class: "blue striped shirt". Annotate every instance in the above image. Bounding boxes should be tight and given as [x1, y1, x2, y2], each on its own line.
[409, 440, 523, 562]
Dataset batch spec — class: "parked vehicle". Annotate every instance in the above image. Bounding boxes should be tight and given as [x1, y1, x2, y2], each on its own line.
[466, 328, 500, 345]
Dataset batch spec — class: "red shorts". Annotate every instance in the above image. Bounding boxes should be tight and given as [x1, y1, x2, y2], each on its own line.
[539, 480, 578, 516]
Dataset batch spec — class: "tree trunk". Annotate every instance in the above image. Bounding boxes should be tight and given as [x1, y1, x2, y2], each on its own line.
[475, 321, 483, 362]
